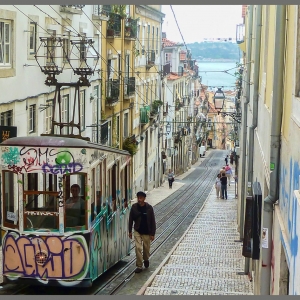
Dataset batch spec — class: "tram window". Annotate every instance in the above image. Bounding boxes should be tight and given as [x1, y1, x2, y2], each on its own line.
[64, 173, 86, 229]
[23, 173, 59, 231]
[91, 169, 95, 221]
[3, 171, 18, 227]
[96, 164, 102, 215]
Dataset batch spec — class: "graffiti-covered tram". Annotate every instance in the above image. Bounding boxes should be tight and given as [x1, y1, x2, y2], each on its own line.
[0, 136, 132, 287]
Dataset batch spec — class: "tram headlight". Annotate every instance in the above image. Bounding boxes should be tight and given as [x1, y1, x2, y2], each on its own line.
[35, 250, 48, 265]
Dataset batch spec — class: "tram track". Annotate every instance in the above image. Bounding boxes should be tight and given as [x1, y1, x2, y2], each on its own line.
[9, 150, 225, 295]
[97, 151, 223, 295]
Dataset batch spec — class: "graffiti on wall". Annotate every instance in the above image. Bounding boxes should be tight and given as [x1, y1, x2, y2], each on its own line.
[279, 158, 300, 294]
[1, 146, 87, 175]
[3, 232, 89, 285]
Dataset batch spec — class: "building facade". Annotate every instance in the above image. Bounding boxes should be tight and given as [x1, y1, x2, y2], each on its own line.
[238, 5, 300, 295]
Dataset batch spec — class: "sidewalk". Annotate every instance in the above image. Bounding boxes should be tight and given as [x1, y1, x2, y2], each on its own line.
[137, 175, 253, 295]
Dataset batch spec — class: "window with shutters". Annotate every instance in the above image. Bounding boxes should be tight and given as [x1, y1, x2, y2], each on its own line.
[0, 20, 11, 66]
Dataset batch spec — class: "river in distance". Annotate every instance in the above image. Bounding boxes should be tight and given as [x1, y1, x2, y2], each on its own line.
[197, 61, 239, 92]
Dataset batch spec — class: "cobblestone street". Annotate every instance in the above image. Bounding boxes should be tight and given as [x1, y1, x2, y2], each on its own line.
[138, 176, 254, 295]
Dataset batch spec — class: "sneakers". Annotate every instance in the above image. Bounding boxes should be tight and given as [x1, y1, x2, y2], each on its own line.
[144, 260, 149, 268]
[134, 268, 143, 273]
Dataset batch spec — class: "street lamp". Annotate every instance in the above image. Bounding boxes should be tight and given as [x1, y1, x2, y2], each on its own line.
[213, 87, 241, 123]
[166, 122, 171, 134]
[213, 88, 225, 113]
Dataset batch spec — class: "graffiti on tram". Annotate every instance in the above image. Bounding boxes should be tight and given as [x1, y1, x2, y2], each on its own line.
[2, 232, 89, 280]
[1, 146, 87, 174]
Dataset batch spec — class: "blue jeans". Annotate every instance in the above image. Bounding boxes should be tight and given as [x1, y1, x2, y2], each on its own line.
[221, 184, 227, 199]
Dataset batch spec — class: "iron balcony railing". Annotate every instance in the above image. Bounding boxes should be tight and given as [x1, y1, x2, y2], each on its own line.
[147, 50, 155, 65]
[107, 12, 122, 37]
[124, 17, 138, 39]
[106, 79, 120, 105]
[124, 77, 135, 97]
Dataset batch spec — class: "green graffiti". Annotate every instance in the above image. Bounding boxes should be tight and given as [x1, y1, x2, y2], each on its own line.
[81, 149, 86, 154]
[17, 180, 23, 184]
[56, 151, 72, 165]
[2, 147, 20, 165]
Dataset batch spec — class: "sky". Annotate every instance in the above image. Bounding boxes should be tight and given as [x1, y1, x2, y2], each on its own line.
[162, 5, 243, 44]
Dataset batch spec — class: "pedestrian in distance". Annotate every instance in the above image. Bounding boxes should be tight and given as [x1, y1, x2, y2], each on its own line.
[215, 173, 221, 198]
[225, 155, 228, 165]
[225, 164, 233, 186]
[220, 172, 228, 200]
[167, 169, 175, 189]
[230, 153, 234, 165]
[128, 191, 156, 274]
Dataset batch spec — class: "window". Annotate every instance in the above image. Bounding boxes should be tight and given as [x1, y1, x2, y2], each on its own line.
[45, 100, 52, 134]
[1, 110, 12, 126]
[29, 104, 36, 133]
[3, 171, 18, 228]
[64, 173, 86, 230]
[165, 53, 172, 63]
[116, 115, 120, 146]
[29, 22, 37, 54]
[79, 34, 86, 61]
[147, 25, 150, 52]
[62, 33, 70, 63]
[136, 25, 140, 52]
[92, 85, 99, 142]
[80, 90, 85, 130]
[124, 112, 128, 138]
[152, 26, 154, 51]
[61, 95, 69, 134]
[156, 27, 159, 53]
[46, 31, 56, 65]
[0, 20, 11, 66]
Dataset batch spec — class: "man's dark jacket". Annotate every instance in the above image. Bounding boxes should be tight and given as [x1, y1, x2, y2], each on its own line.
[128, 202, 156, 236]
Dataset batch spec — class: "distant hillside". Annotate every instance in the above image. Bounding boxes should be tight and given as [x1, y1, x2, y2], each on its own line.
[187, 42, 240, 61]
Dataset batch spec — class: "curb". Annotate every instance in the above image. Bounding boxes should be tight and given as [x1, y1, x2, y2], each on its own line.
[136, 185, 215, 295]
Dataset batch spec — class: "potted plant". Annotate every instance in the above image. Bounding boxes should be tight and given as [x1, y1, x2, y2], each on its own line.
[151, 99, 163, 115]
[122, 136, 138, 156]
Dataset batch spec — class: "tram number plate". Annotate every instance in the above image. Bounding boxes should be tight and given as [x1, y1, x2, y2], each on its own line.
[7, 211, 16, 222]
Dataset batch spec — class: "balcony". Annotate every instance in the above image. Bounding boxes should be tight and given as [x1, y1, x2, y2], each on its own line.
[60, 5, 84, 14]
[163, 63, 171, 76]
[124, 17, 138, 40]
[236, 23, 245, 44]
[106, 79, 120, 106]
[140, 106, 150, 125]
[107, 12, 122, 38]
[175, 100, 184, 111]
[146, 50, 155, 69]
[124, 77, 135, 99]
[92, 5, 110, 21]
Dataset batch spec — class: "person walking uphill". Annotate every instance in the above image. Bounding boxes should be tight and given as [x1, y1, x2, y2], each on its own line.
[220, 173, 228, 199]
[167, 169, 175, 189]
[129, 191, 156, 273]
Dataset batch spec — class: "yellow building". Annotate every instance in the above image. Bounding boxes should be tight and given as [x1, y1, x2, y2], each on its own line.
[238, 5, 300, 295]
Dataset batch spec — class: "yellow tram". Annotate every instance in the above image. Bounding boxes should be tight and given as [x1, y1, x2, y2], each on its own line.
[0, 136, 132, 287]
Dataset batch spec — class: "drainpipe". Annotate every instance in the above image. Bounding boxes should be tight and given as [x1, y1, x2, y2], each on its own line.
[239, 5, 253, 240]
[245, 5, 262, 274]
[261, 5, 286, 295]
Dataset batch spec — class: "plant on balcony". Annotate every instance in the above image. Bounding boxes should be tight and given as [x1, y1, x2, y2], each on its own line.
[122, 136, 138, 156]
[150, 99, 163, 115]
[112, 5, 126, 18]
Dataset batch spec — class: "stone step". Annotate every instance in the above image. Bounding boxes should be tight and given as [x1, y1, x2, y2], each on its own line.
[144, 287, 253, 295]
[149, 275, 253, 294]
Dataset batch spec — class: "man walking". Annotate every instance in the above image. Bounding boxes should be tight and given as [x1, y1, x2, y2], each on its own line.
[128, 191, 156, 273]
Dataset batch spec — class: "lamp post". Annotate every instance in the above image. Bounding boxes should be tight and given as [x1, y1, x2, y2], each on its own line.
[213, 87, 242, 123]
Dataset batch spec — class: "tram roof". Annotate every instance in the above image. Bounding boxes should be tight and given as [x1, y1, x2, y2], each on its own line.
[0, 136, 131, 156]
